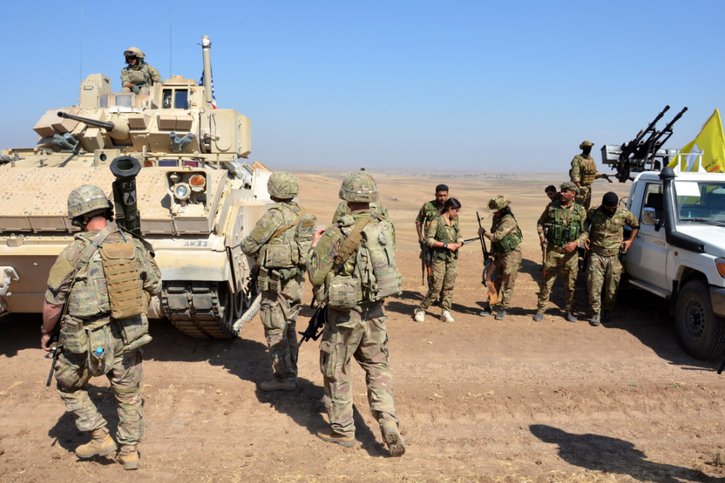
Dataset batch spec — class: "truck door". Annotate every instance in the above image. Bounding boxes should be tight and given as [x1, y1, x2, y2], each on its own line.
[626, 182, 670, 290]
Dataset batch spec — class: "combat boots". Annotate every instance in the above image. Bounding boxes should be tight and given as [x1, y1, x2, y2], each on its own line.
[258, 377, 297, 392]
[440, 310, 455, 323]
[380, 420, 406, 457]
[494, 309, 507, 321]
[589, 313, 601, 326]
[75, 427, 117, 459]
[117, 445, 139, 470]
[316, 429, 355, 448]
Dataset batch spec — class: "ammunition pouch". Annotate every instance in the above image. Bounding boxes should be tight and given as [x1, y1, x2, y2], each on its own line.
[256, 266, 282, 293]
[100, 241, 146, 320]
[115, 315, 152, 352]
[327, 273, 362, 310]
[546, 223, 580, 246]
[86, 325, 114, 377]
[262, 243, 297, 268]
[59, 315, 89, 355]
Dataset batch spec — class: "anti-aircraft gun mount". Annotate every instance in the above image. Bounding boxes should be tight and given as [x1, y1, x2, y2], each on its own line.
[0, 36, 270, 339]
[601, 105, 688, 182]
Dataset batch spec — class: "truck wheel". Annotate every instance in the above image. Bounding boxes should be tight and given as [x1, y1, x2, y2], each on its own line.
[675, 280, 725, 360]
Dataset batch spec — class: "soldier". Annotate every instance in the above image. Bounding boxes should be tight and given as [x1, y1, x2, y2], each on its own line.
[586, 192, 639, 326]
[414, 198, 463, 323]
[535, 181, 588, 322]
[545, 185, 559, 203]
[121, 47, 162, 94]
[308, 171, 405, 456]
[41, 185, 161, 470]
[569, 139, 609, 209]
[331, 200, 388, 223]
[241, 171, 314, 392]
[415, 184, 449, 290]
[479, 196, 523, 320]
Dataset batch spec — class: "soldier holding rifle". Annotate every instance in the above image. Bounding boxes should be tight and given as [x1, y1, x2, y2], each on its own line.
[415, 184, 449, 289]
[478, 196, 523, 321]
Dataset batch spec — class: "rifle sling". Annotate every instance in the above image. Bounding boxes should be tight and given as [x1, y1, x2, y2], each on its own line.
[333, 215, 372, 269]
[269, 209, 303, 240]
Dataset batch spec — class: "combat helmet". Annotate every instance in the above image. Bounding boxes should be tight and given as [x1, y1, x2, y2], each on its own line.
[124, 47, 145, 60]
[488, 195, 510, 213]
[339, 171, 377, 202]
[67, 185, 112, 226]
[579, 139, 594, 149]
[267, 171, 299, 200]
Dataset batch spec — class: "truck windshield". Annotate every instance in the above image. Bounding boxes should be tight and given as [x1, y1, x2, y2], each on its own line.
[675, 180, 725, 223]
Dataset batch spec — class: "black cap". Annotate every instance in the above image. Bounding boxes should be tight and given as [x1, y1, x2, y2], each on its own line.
[602, 191, 619, 207]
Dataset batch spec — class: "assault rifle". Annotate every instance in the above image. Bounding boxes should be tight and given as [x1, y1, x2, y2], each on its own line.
[476, 211, 499, 306]
[601, 105, 688, 182]
[298, 304, 327, 345]
[420, 216, 434, 287]
[46, 336, 61, 387]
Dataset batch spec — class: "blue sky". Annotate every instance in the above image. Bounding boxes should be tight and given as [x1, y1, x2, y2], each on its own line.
[1, 0, 723, 172]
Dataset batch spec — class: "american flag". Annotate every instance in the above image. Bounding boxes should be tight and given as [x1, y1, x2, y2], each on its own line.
[200, 69, 218, 109]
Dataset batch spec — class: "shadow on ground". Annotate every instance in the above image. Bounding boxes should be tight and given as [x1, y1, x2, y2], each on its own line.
[530, 424, 717, 482]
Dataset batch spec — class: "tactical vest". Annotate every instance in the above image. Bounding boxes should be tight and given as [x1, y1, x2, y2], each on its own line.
[326, 214, 402, 309]
[259, 204, 303, 269]
[580, 157, 598, 185]
[124, 64, 154, 86]
[492, 213, 522, 254]
[545, 203, 584, 246]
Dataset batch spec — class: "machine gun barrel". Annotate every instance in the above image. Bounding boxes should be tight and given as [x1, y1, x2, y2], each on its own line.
[110, 156, 143, 238]
[57, 111, 114, 131]
[649, 106, 688, 148]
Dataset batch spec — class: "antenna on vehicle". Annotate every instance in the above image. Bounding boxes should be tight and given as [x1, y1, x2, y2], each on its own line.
[79, 0, 85, 82]
[168, 1, 173, 77]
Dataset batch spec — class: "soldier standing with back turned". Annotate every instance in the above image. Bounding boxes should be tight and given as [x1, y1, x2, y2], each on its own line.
[586, 191, 639, 326]
[534, 181, 588, 322]
[41, 185, 161, 470]
[308, 171, 405, 456]
[241, 172, 315, 391]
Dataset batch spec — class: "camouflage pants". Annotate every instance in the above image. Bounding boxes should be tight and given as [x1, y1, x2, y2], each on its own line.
[319, 302, 398, 438]
[587, 251, 623, 314]
[493, 249, 522, 309]
[576, 185, 592, 209]
[260, 274, 302, 380]
[537, 247, 579, 312]
[419, 257, 457, 311]
[55, 324, 144, 445]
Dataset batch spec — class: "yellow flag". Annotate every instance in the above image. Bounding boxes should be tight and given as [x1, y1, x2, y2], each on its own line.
[669, 108, 725, 172]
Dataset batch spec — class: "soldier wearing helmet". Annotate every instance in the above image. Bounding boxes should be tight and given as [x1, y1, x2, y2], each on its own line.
[308, 171, 405, 457]
[569, 139, 610, 209]
[478, 195, 523, 320]
[121, 47, 161, 94]
[41, 184, 161, 470]
[241, 171, 315, 392]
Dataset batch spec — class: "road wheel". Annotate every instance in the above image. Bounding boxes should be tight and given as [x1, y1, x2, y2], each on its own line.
[675, 280, 725, 360]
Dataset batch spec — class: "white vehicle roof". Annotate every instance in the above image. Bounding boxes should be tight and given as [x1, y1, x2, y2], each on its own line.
[633, 170, 725, 182]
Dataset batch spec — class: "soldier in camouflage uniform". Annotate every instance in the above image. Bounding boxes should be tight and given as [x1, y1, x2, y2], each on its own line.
[570, 139, 609, 209]
[308, 171, 405, 457]
[535, 181, 588, 322]
[414, 198, 463, 323]
[121, 47, 161, 94]
[41, 185, 161, 470]
[479, 196, 523, 320]
[332, 200, 388, 223]
[586, 192, 639, 326]
[415, 184, 449, 291]
[241, 171, 314, 392]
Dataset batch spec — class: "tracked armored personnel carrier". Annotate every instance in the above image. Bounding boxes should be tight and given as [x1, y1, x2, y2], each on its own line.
[0, 36, 269, 338]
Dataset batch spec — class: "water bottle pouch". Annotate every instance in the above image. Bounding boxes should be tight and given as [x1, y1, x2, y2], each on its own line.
[86, 325, 114, 376]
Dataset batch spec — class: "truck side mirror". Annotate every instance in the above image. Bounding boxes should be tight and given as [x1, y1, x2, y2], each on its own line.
[642, 207, 660, 228]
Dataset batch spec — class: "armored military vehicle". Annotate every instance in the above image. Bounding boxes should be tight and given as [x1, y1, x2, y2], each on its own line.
[0, 36, 270, 338]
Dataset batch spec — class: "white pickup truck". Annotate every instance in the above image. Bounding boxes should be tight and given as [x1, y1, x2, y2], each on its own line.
[624, 167, 725, 359]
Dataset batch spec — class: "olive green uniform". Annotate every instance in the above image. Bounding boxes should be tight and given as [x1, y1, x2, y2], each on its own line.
[309, 210, 399, 439]
[586, 206, 639, 315]
[536, 200, 588, 312]
[570, 154, 599, 209]
[46, 226, 161, 446]
[419, 215, 462, 311]
[241, 201, 306, 381]
[489, 212, 523, 310]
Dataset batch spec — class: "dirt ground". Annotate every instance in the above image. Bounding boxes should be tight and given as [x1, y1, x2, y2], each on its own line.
[1, 172, 724, 482]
